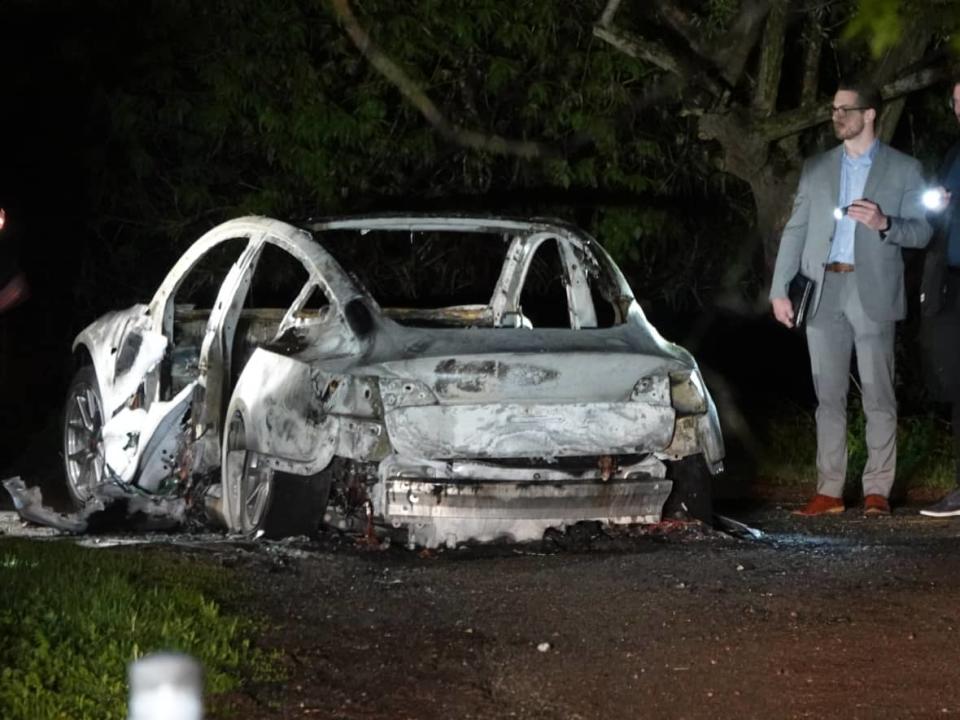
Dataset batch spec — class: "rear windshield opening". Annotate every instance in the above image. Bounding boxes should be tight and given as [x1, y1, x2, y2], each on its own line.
[315, 229, 511, 327]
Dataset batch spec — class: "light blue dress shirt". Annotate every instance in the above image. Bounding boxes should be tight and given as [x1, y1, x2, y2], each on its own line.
[829, 140, 879, 264]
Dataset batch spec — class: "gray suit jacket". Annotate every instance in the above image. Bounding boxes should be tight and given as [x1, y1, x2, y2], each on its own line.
[770, 142, 932, 322]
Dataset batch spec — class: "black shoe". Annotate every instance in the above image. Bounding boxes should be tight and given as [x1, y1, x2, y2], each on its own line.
[920, 488, 960, 517]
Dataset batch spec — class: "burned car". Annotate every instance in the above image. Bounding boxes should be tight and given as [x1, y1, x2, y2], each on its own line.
[61, 215, 723, 547]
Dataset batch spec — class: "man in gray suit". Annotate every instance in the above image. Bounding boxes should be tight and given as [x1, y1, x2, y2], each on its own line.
[770, 81, 932, 516]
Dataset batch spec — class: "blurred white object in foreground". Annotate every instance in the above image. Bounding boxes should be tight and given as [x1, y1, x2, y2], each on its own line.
[128, 652, 203, 720]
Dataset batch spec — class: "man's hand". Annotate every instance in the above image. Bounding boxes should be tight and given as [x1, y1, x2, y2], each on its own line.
[772, 297, 794, 328]
[845, 198, 888, 232]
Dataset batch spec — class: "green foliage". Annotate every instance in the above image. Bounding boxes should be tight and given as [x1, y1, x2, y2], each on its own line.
[896, 414, 957, 488]
[46, 0, 746, 314]
[845, 0, 904, 56]
[758, 404, 955, 492]
[0, 540, 275, 720]
[757, 408, 817, 487]
[847, 0, 960, 56]
[695, 0, 741, 38]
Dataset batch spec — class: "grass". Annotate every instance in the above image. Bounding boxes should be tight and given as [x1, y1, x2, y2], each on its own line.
[0, 539, 278, 720]
[758, 402, 956, 493]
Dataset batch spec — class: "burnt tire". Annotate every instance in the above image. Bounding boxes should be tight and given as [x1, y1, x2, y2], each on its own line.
[663, 455, 713, 522]
[62, 365, 106, 507]
[222, 411, 331, 538]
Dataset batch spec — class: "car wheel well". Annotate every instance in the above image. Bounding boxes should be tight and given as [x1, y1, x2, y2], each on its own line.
[72, 345, 94, 371]
[222, 411, 332, 537]
[663, 454, 713, 522]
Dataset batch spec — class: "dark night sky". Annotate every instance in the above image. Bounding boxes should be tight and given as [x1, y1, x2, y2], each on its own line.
[0, 5, 125, 464]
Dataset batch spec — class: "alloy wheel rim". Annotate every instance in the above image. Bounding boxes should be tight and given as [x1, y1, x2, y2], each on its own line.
[227, 413, 273, 530]
[64, 381, 104, 501]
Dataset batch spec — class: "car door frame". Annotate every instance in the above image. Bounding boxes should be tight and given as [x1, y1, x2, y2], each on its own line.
[143, 220, 271, 472]
[490, 229, 599, 329]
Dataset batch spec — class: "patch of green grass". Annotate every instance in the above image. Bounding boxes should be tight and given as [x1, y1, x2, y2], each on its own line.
[758, 405, 955, 492]
[0, 539, 278, 720]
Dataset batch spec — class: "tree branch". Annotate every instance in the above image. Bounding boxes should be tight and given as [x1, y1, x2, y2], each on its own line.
[592, 25, 682, 78]
[654, 2, 706, 58]
[706, 0, 772, 86]
[653, 0, 771, 88]
[328, 0, 555, 160]
[698, 110, 769, 180]
[597, 0, 622, 28]
[752, 0, 787, 116]
[800, 10, 823, 106]
[755, 62, 955, 141]
[592, 24, 728, 101]
[869, 14, 943, 142]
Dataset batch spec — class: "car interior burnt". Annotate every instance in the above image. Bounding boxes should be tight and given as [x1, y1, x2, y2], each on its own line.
[318, 228, 510, 327]
[161, 237, 247, 399]
[344, 298, 373, 337]
[518, 238, 571, 328]
[230, 241, 311, 385]
[586, 264, 621, 327]
[114, 331, 143, 375]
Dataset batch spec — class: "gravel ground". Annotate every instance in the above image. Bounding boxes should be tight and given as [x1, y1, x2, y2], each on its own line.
[5, 480, 960, 719]
[165, 505, 960, 720]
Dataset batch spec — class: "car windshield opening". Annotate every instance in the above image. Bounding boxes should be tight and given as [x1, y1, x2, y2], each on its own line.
[315, 228, 512, 328]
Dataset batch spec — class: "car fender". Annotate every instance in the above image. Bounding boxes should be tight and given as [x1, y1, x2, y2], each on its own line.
[72, 304, 160, 417]
[698, 392, 725, 473]
[226, 349, 340, 475]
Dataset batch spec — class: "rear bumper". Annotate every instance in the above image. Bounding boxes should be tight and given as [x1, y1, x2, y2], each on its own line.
[374, 455, 671, 548]
[385, 476, 671, 521]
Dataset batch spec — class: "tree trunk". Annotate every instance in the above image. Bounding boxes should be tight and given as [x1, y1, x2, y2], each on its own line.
[751, 168, 799, 276]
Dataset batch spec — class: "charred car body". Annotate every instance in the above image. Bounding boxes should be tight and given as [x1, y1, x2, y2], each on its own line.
[61, 215, 723, 547]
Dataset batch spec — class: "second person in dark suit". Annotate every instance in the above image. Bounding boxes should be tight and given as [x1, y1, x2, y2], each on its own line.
[919, 80, 960, 517]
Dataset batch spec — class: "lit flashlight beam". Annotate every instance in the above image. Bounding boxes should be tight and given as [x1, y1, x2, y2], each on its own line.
[0, 209, 6, 232]
[922, 187, 948, 212]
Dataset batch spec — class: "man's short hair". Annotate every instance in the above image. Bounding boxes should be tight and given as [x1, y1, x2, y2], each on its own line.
[837, 79, 882, 114]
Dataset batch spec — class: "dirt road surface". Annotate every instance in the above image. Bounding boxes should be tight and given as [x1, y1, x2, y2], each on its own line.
[143, 504, 959, 720]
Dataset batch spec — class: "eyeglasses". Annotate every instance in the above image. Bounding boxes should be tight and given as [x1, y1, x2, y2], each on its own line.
[831, 105, 868, 118]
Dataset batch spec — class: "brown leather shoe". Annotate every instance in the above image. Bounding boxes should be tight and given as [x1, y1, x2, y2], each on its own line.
[792, 494, 844, 516]
[863, 494, 891, 516]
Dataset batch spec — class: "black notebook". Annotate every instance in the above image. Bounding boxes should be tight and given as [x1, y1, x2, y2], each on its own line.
[788, 272, 814, 329]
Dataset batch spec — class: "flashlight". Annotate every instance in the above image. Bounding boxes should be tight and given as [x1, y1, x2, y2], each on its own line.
[922, 187, 948, 212]
[832, 206, 849, 221]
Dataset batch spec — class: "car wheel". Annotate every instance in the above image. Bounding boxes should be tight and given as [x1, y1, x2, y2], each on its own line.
[663, 455, 713, 522]
[222, 411, 330, 538]
[63, 365, 106, 505]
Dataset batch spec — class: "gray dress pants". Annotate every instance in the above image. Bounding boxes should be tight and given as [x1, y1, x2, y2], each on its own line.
[805, 271, 897, 498]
